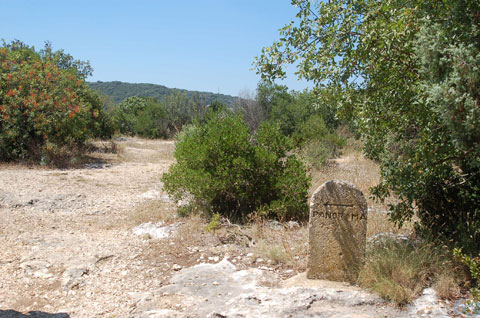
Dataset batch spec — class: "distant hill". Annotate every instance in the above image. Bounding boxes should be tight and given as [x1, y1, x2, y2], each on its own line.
[88, 81, 238, 106]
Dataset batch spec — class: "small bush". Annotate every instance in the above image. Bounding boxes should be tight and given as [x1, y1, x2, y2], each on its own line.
[162, 110, 310, 222]
[454, 248, 480, 302]
[206, 213, 221, 233]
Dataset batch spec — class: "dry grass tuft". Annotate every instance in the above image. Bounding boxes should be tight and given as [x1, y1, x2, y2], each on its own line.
[257, 241, 290, 265]
[127, 200, 177, 226]
[243, 220, 309, 270]
[367, 209, 414, 237]
[358, 239, 463, 306]
[434, 272, 462, 300]
[175, 214, 208, 245]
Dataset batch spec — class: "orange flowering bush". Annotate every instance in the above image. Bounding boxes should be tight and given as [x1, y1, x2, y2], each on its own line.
[0, 41, 112, 164]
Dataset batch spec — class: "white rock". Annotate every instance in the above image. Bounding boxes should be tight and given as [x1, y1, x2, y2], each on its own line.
[139, 190, 161, 200]
[133, 222, 179, 239]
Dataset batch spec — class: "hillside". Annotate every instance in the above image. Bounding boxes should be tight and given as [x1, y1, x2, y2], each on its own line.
[88, 81, 238, 105]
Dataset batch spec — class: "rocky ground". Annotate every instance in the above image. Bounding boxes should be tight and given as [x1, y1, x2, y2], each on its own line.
[0, 138, 455, 317]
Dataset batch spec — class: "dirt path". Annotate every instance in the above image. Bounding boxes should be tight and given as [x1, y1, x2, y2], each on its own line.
[0, 139, 451, 318]
[0, 139, 180, 317]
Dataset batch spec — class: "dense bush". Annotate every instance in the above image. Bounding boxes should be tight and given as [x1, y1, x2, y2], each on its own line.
[0, 40, 112, 164]
[161, 110, 310, 222]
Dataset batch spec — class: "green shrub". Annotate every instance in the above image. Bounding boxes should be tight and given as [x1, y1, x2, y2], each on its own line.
[0, 40, 112, 164]
[206, 213, 221, 233]
[161, 110, 310, 222]
[454, 248, 480, 302]
[292, 114, 330, 147]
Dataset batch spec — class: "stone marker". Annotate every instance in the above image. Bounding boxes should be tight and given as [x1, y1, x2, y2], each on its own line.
[307, 180, 367, 282]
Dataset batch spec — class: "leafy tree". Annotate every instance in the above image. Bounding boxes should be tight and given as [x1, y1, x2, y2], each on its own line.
[255, 0, 480, 253]
[135, 99, 169, 138]
[0, 40, 111, 164]
[162, 110, 310, 222]
[113, 96, 170, 138]
[162, 91, 197, 134]
[113, 96, 150, 135]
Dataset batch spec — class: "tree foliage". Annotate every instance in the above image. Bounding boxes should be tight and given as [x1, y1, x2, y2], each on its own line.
[112, 91, 207, 138]
[113, 96, 169, 138]
[235, 81, 344, 168]
[0, 40, 112, 164]
[161, 109, 310, 222]
[255, 0, 480, 253]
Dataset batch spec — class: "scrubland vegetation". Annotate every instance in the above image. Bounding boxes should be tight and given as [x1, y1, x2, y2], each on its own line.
[254, 0, 480, 306]
[1, 0, 479, 309]
[0, 40, 112, 166]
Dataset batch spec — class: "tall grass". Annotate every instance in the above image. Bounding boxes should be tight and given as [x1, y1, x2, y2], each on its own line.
[358, 239, 463, 306]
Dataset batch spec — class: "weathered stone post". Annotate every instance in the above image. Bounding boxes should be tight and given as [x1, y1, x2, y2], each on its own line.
[307, 180, 367, 282]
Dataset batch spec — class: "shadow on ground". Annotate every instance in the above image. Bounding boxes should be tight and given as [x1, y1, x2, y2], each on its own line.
[0, 310, 69, 318]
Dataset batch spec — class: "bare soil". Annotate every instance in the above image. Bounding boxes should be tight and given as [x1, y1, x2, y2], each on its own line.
[0, 138, 416, 318]
[0, 139, 306, 317]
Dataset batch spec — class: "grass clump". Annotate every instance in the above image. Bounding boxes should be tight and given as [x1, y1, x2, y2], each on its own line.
[358, 239, 462, 306]
[263, 244, 289, 265]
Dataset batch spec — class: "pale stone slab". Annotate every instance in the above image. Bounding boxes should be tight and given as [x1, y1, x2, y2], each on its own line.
[307, 180, 367, 282]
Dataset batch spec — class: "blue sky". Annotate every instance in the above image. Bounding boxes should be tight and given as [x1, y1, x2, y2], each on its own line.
[0, 0, 313, 97]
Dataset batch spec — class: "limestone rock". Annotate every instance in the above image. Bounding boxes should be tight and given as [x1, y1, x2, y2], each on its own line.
[133, 222, 179, 240]
[131, 261, 411, 318]
[307, 180, 367, 282]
